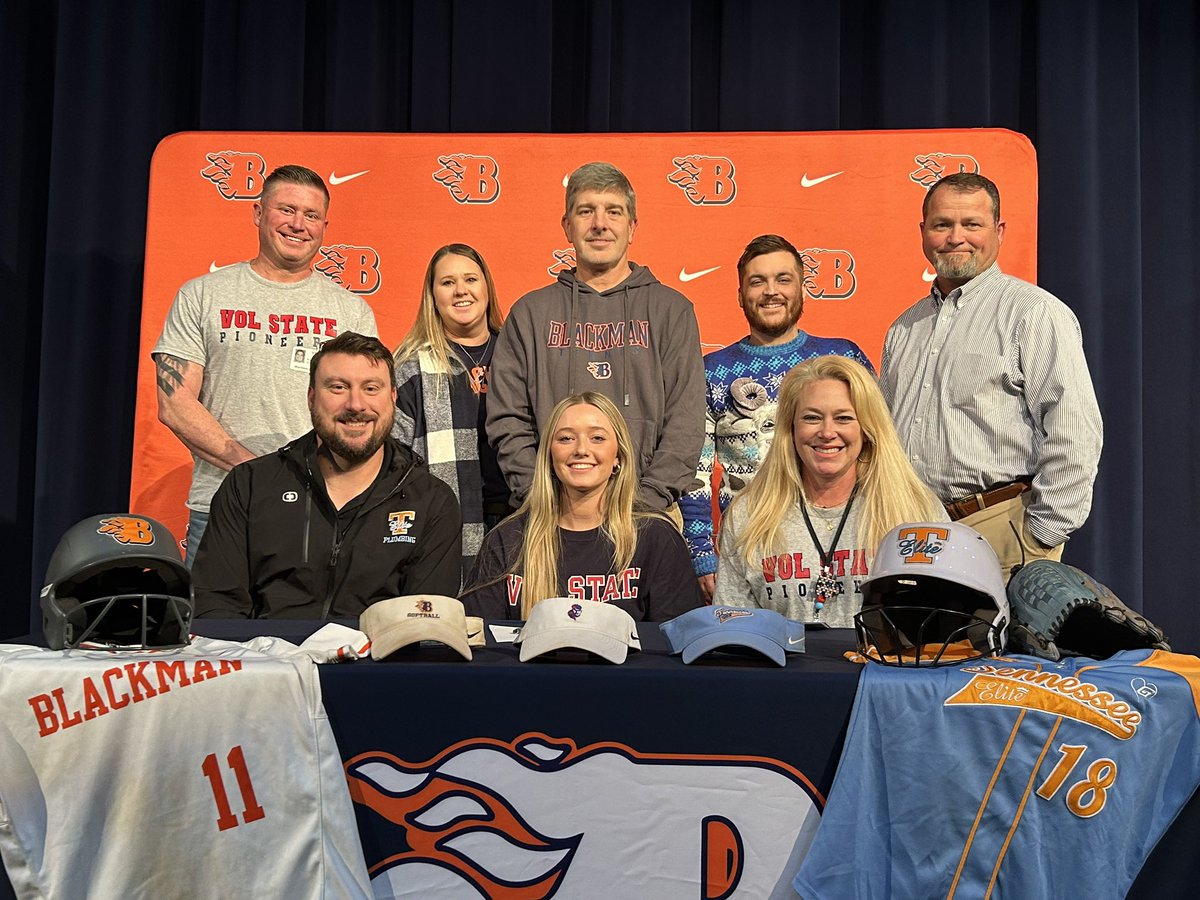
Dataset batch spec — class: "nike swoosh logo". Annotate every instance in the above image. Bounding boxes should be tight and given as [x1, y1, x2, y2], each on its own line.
[329, 170, 369, 185]
[800, 171, 843, 188]
[562, 173, 570, 187]
[679, 266, 720, 282]
[209, 261, 233, 273]
[788, 636, 805, 645]
[922, 269, 937, 282]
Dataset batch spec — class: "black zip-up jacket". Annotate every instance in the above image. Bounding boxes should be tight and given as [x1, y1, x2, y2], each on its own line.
[193, 431, 462, 618]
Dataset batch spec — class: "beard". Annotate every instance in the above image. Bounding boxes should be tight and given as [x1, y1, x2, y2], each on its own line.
[315, 412, 391, 464]
[932, 252, 981, 281]
[744, 296, 803, 340]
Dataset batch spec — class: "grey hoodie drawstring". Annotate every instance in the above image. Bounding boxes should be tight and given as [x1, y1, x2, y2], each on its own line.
[621, 285, 630, 406]
[568, 277, 578, 396]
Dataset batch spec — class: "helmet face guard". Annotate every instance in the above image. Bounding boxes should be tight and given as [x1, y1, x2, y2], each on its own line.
[854, 604, 1006, 666]
[42, 515, 193, 650]
[42, 588, 193, 651]
[856, 522, 1008, 666]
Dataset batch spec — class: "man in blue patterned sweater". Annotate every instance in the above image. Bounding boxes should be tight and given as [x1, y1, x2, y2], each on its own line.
[680, 234, 873, 601]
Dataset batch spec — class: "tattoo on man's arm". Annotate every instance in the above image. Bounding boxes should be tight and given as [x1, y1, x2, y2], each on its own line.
[153, 353, 189, 397]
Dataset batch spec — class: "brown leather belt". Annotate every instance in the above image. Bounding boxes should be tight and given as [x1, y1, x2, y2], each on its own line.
[944, 479, 1032, 522]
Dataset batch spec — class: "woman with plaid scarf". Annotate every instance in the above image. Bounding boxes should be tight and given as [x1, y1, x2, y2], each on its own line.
[393, 244, 510, 585]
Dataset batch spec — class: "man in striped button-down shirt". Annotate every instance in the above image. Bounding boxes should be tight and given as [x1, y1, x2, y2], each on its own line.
[880, 173, 1103, 581]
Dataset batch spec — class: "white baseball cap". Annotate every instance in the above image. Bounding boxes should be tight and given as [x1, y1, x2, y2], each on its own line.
[515, 597, 641, 664]
[360, 595, 474, 661]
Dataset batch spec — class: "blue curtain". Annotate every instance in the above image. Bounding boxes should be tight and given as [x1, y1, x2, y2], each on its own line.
[3, 0, 1197, 649]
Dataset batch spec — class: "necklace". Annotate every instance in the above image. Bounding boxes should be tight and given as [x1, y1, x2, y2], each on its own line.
[798, 484, 858, 618]
[806, 504, 842, 532]
[452, 334, 494, 369]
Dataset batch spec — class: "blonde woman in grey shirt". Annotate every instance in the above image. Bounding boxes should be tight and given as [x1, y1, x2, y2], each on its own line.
[716, 356, 945, 626]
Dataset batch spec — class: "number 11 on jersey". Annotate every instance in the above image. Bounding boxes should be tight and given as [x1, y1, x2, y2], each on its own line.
[202, 745, 266, 831]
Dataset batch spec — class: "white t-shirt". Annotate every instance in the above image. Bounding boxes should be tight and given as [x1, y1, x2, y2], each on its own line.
[153, 262, 378, 512]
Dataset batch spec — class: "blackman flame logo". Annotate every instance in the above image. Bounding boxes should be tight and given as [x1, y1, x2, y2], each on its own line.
[800, 249, 857, 300]
[433, 155, 502, 203]
[200, 151, 267, 200]
[347, 733, 822, 898]
[909, 153, 981, 188]
[667, 156, 738, 205]
[314, 245, 382, 294]
[97, 517, 156, 546]
[547, 248, 576, 276]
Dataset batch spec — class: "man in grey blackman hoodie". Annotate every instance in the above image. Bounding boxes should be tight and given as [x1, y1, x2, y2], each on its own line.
[486, 162, 706, 513]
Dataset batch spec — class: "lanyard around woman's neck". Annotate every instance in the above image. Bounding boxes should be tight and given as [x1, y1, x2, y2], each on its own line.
[798, 483, 858, 616]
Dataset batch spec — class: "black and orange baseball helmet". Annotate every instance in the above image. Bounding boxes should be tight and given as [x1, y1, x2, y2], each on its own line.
[41, 514, 193, 650]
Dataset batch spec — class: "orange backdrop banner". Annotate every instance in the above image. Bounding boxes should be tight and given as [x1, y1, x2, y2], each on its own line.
[131, 129, 1037, 550]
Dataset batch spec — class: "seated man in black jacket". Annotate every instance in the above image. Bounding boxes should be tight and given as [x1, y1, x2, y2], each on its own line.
[193, 332, 462, 618]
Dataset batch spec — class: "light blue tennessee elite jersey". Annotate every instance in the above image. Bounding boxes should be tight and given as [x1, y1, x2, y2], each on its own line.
[794, 650, 1200, 900]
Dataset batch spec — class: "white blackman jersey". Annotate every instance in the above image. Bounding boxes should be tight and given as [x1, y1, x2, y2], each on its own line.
[793, 650, 1200, 900]
[0, 636, 371, 900]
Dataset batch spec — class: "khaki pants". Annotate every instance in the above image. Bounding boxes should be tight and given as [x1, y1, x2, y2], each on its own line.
[663, 502, 684, 533]
[959, 492, 1062, 583]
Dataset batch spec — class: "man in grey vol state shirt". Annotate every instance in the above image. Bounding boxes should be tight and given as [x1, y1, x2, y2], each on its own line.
[152, 164, 377, 564]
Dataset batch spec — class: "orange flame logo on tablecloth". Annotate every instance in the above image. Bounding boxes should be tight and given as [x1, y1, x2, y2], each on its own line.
[347, 733, 822, 899]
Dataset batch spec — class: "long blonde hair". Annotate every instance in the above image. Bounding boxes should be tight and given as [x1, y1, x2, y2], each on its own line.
[514, 392, 643, 618]
[728, 356, 943, 565]
[392, 243, 504, 375]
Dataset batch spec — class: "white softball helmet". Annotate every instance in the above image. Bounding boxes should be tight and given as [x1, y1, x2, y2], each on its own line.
[854, 522, 1008, 665]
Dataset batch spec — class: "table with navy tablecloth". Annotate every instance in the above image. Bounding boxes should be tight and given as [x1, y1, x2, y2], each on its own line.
[1, 623, 1193, 898]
